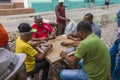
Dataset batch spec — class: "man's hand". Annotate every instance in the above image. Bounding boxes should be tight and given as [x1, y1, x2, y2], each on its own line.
[65, 18, 70, 22]
[67, 35, 78, 41]
[49, 29, 56, 39]
[61, 42, 69, 46]
[60, 51, 67, 59]
[40, 37, 49, 41]
[47, 44, 53, 49]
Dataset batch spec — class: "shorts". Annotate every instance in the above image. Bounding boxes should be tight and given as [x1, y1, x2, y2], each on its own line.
[105, 2, 109, 5]
[27, 59, 50, 78]
[57, 23, 66, 35]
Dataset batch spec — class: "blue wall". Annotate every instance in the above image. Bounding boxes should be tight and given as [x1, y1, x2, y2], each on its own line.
[32, 2, 54, 12]
[31, 0, 120, 13]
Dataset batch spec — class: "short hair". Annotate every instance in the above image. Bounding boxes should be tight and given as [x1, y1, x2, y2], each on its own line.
[34, 15, 42, 20]
[85, 13, 93, 19]
[18, 23, 32, 33]
[77, 21, 92, 32]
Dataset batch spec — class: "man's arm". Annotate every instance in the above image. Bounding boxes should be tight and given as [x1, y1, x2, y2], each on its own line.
[29, 40, 44, 48]
[60, 51, 80, 64]
[61, 41, 79, 47]
[35, 44, 53, 60]
[49, 28, 56, 39]
[32, 37, 49, 42]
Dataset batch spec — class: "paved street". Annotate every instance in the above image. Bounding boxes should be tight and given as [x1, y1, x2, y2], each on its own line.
[0, 4, 120, 32]
[1, 4, 120, 48]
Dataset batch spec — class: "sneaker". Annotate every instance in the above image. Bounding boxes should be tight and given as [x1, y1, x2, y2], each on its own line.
[27, 77, 34, 80]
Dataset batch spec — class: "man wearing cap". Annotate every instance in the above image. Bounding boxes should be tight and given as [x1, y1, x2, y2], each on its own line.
[55, 0, 70, 35]
[0, 48, 27, 80]
[15, 23, 53, 80]
[0, 23, 10, 50]
[32, 15, 56, 41]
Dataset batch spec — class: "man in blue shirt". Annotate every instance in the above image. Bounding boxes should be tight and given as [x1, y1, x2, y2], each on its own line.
[110, 27, 120, 80]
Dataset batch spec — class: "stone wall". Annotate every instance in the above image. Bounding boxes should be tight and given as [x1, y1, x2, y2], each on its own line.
[0, 3, 14, 9]
[0, 8, 34, 16]
[14, 2, 24, 8]
[0, 2, 34, 16]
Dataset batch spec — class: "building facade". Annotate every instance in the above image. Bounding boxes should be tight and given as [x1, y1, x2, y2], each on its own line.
[0, 0, 120, 13]
[25, 0, 120, 12]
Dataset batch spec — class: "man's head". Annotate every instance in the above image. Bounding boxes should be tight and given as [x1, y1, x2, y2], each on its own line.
[58, 0, 64, 6]
[83, 13, 93, 24]
[18, 23, 37, 41]
[77, 21, 92, 40]
[34, 15, 43, 27]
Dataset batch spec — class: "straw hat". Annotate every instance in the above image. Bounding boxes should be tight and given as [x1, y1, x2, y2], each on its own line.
[0, 48, 26, 80]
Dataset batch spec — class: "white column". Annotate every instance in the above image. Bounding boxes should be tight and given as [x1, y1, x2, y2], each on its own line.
[23, 0, 29, 8]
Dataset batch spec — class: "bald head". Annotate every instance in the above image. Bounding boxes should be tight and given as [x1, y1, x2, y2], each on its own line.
[83, 13, 93, 24]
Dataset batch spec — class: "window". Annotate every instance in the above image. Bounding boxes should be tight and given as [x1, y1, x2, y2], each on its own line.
[0, 0, 11, 3]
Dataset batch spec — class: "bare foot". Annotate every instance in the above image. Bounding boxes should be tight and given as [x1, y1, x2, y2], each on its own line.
[52, 76, 57, 80]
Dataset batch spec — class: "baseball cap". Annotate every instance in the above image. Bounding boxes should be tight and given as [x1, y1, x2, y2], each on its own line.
[18, 23, 37, 33]
[34, 15, 42, 20]
[0, 48, 26, 80]
[58, 0, 64, 3]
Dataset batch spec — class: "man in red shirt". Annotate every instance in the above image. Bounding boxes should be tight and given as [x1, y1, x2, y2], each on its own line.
[55, 0, 70, 35]
[0, 23, 10, 50]
[32, 15, 55, 41]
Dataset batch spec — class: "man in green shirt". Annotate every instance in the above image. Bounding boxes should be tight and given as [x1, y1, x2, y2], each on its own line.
[60, 21, 111, 80]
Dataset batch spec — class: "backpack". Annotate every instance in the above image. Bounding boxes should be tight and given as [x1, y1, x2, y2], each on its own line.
[65, 20, 77, 35]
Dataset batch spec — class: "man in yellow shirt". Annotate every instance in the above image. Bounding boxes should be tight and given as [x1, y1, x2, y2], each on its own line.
[15, 23, 52, 80]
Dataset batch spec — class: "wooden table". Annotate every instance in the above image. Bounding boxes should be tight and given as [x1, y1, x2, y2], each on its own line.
[46, 35, 74, 64]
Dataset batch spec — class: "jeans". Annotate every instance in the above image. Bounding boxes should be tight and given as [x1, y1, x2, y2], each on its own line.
[60, 69, 88, 80]
[78, 60, 83, 68]
[27, 59, 50, 80]
[60, 60, 88, 80]
[110, 45, 118, 74]
[112, 52, 120, 80]
[110, 39, 120, 80]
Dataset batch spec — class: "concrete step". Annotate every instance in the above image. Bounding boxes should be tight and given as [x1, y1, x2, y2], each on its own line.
[14, 3, 24, 8]
[0, 8, 34, 16]
[0, 2, 24, 9]
[0, 3, 14, 9]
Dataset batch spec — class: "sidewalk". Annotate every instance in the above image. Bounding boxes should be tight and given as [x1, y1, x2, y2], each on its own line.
[0, 4, 120, 32]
